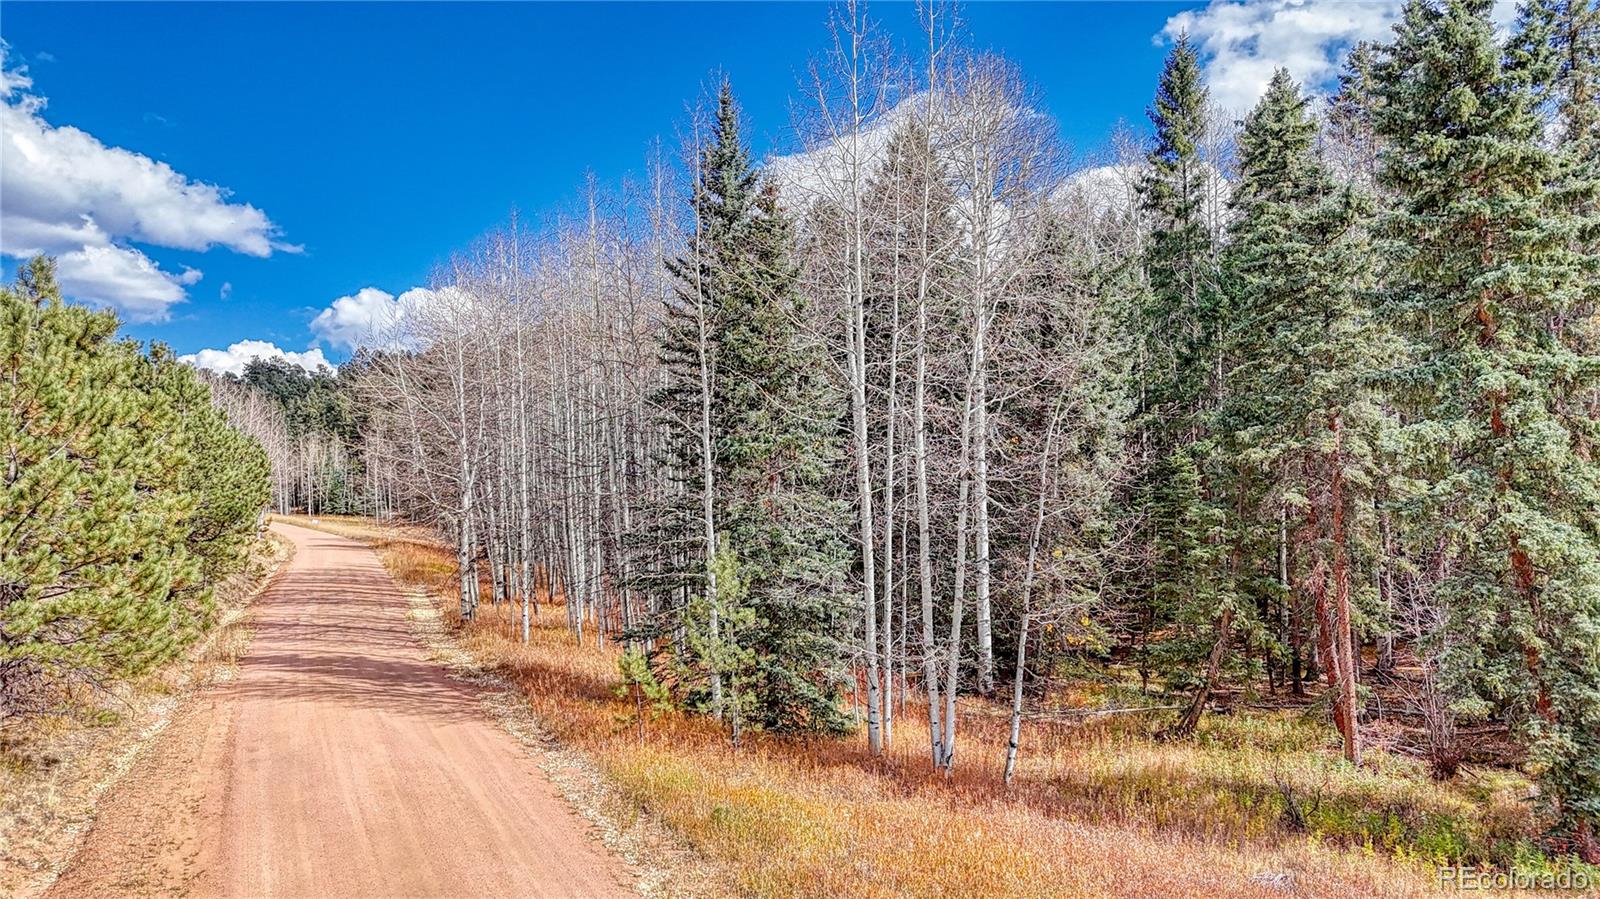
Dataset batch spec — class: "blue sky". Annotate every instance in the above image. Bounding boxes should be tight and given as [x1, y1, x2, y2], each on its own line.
[0, 1, 1413, 371]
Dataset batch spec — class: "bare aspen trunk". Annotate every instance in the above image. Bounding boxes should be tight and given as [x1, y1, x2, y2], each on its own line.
[913, 11, 944, 768]
[692, 173, 723, 721]
[914, 251, 940, 766]
[457, 511, 476, 622]
[940, 354, 980, 772]
[880, 271, 900, 747]
[973, 333, 993, 696]
[1003, 609, 1029, 786]
[849, 311, 882, 756]
[1005, 407, 1059, 785]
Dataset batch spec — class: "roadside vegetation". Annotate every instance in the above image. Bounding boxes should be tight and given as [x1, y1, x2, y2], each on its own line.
[5, 0, 1596, 894]
[1, 260, 286, 897]
[0, 532, 291, 898]
[1, 259, 274, 726]
[296, 514, 1590, 897]
[268, 0, 1599, 884]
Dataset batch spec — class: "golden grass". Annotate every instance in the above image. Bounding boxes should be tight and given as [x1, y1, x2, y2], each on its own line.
[281, 514, 1565, 898]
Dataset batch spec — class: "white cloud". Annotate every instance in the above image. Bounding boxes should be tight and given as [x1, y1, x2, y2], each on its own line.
[0, 44, 294, 321]
[52, 244, 201, 321]
[1057, 164, 1144, 217]
[1162, 0, 1403, 115]
[219, 281, 232, 300]
[762, 96, 914, 212]
[310, 285, 438, 350]
[180, 339, 333, 378]
[1161, 0, 1520, 115]
[0, 50, 32, 98]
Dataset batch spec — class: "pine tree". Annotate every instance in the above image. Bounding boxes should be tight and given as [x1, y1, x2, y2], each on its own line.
[0, 258, 269, 723]
[716, 183, 853, 734]
[145, 344, 272, 581]
[650, 83, 852, 734]
[1374, 0, 1600, 858]
[1139, 32, 1222, 425]
[1510, 0, 1600, 149]
[1515, 0, 1600, 376]
[1218, 70, 1388, 762]
[1135, 34, 1236, 737]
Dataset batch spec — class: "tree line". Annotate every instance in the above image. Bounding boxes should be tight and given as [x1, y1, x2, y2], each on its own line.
[202, 356, 379, 517]
[260, 0, 1597, 858]
[1, 259, 271, 725]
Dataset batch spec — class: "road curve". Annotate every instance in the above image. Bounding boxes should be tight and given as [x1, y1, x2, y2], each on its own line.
[48, 522, 632, 899]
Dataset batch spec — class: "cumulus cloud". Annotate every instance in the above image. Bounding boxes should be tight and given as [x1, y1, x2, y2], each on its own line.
[179, 340, 333, 378]
[0, 44, 294, 321]
[53, 244, 202, 320]
[1161, 0, 1520, 115]
[1161, 0, 1403, 114]
[1057, 164, 1145, 217]
[310, 285, 438, 350]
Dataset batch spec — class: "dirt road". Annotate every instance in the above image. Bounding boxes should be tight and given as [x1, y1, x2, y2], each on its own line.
[48, 522, 632, 899]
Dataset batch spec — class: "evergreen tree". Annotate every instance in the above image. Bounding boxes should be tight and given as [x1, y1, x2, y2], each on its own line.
[650, 83, 852, 734]
[146, 345, 272, 581]
[1511, 0, 1600, 149]
[1139, 32, 1222, 425]
[1135, 33, 1236, 736]
[1515, 0, 1600, 375]
[1374, 0, 1600, 858]
[1217, 70, 1388, 762]
[716, 183, 853, 734]
[2, 258, 267, 723]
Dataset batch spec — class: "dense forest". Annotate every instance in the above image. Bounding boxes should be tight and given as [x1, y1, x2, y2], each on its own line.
[4, 0, 1597, 869]
[203, 356, 374, 516]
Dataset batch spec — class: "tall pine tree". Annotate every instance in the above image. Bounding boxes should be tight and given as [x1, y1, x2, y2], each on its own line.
[651, 83, 852, 736]
[1374, 0, 1600, 859]
[1135, 33, 1238, 737]
[1218, 70, 1387, 762]
[2, 258, 268, 723]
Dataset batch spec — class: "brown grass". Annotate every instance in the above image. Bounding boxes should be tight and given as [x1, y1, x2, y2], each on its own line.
[0, 530, 293, 899]
[282, 515, 1570, 898]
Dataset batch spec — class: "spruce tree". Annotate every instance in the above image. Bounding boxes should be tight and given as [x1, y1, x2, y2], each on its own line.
[716, 183, 853, 734]
[1218, 70, 1388, 762]
[1374, 0, 1600, 858]
[1139, 32, 1221, 424]
[1135, 34, 1237, 736]
[1515, 0, 1600, 373]
[650, 83, 852, 734]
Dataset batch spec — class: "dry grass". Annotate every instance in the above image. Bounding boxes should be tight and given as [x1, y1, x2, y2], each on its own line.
[283, 515, 1573, 898]
[0, 530, 293, 899]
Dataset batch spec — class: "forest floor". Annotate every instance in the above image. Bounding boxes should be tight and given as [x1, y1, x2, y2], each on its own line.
[287, 514, 1595, 899]
[0, 529, 293, 899]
